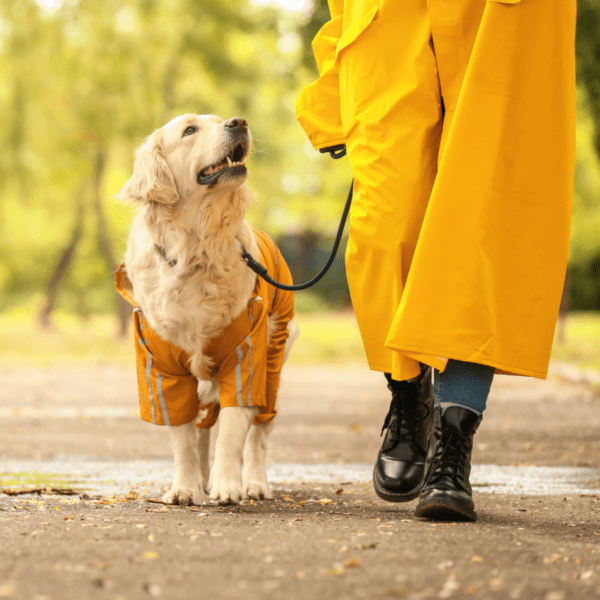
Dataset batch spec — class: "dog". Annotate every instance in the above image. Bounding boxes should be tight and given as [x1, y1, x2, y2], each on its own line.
[115, 114, 297, 505]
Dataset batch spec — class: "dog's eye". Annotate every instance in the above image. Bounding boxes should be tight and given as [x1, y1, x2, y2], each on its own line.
[182, 126, 197, 137]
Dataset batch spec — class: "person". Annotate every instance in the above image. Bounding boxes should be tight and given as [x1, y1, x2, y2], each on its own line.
[296, 0, 576, 521]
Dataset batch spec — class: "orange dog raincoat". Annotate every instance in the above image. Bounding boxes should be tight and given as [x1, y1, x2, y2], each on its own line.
[116, 229, 294, 428]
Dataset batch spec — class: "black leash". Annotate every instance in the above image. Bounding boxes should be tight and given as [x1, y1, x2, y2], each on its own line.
[241, 145, 352, 291]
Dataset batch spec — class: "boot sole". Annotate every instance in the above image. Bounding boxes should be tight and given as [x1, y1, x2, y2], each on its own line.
[415, 497, 477, 522]
[372, 467, 423, 503]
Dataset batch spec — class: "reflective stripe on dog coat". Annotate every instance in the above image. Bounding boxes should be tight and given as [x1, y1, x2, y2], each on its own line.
[116, 229, 294, 427]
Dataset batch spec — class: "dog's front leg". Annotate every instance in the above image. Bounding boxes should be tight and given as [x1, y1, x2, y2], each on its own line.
[163, 422, 205, 505]
[210, 406, 257, 504]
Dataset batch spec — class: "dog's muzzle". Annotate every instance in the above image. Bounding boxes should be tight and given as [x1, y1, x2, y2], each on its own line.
[197, 120, 250, 187]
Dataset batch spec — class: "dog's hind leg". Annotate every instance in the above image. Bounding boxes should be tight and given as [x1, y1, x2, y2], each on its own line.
[198, 427, 211, 493]
[243, 419, 275, 500]
[163, 422, 205, 506]
[209, 406, 257, 505]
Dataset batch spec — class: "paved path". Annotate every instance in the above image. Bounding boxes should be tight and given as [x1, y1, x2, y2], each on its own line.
[1, 363, 600, 600]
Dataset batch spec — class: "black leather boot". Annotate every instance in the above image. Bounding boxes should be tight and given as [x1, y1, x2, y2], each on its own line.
[373, 367, 436, 502]
[415, 405, 482, 522]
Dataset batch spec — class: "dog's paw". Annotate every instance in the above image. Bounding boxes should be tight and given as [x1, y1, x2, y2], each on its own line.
[162, 483, 205, 506]
[209, 476, 245, 505]
[244, 481, 272, 500]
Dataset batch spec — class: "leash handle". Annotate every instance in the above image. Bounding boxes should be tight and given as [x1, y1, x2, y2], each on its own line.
[242, 179, 354, 291]
[319, 145, 347, 160]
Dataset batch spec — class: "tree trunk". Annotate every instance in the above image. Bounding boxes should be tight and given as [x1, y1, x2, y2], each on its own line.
[92, 147, 132, 338]
[37, 185, 86, 328]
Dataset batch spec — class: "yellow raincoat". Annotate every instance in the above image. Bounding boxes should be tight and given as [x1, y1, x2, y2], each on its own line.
[297, 0, 576, 381]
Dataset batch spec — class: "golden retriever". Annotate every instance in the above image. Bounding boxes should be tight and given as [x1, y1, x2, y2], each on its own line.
[117, 114, 297, 505]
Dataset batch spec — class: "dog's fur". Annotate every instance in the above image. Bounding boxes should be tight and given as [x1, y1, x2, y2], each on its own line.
[117, 114, 296, 505]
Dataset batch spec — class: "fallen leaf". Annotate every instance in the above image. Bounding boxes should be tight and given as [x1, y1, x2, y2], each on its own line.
[335, 489, 344, 495]
[144, 551, 159, 560]
[470, 556, 484, 562]
[1, 487, 78, 497]
[343, 557, 362, 568]
[125, 491, 138, 500]
[318, 499, 333, 504]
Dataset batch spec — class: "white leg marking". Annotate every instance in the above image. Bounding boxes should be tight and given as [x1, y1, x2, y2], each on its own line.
[210, 406, 257, 505]
[243, 419, 274, 500]
[163, 422, 205, 505]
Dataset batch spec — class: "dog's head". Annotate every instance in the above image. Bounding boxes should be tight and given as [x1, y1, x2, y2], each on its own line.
[117, 114, 252, 205]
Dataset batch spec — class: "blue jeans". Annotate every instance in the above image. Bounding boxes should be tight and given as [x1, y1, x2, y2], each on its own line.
[433, 359, 495, 414]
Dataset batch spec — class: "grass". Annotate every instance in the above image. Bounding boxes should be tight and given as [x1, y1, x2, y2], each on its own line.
[0, 471, 84, 490]
[552, 312, 600, 371]
[0, 306, 366, 367]
[0, 306, 598, 371]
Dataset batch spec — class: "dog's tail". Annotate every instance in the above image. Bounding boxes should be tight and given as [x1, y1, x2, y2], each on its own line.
[283, 320, 300, 365]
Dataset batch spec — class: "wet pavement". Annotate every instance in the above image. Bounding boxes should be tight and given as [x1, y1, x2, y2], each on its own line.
[2, 457, 600, 500]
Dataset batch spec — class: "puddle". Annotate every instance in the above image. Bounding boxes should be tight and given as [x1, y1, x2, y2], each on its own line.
[1, 458, 599, 498]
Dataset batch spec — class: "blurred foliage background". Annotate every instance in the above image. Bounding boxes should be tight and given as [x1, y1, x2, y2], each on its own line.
[0, 0, 600, 365]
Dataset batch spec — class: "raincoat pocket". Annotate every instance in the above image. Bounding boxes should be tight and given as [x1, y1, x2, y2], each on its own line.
[336, 6, 390, 127]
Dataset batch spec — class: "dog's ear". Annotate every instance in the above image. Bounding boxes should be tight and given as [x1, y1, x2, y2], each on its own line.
[117, 133, 179, 205]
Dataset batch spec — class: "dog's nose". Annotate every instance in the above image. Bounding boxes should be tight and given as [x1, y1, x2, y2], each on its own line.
[224, 117, 247, 130]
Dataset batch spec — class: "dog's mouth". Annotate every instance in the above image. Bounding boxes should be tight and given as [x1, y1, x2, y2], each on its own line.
[197, 143, 248, 187]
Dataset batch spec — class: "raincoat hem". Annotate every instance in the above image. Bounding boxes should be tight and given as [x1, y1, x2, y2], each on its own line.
[384, 342, 548, 380]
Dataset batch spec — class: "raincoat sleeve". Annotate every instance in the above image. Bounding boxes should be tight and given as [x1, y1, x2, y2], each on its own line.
[295, 0, 345, 151]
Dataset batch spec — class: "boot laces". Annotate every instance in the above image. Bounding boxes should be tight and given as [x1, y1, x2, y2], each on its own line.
[380, 380, 430, 456]
[426, 425, 472, 492]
